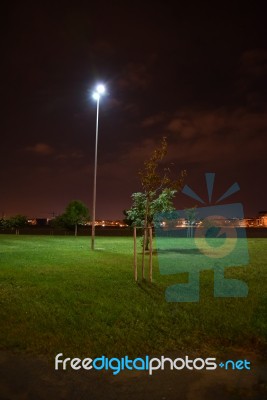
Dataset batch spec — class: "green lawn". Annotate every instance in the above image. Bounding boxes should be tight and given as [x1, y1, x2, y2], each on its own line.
[0, 235, 266, 358]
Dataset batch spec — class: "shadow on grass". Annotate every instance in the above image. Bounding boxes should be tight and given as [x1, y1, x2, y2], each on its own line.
[138, 248, 201, 255]
[155, 248, 201, 255]
[136, 280, 163, 298]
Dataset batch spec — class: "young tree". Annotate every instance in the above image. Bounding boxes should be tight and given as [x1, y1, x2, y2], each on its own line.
[127, 189, 178, 243]
[0, 218, 8, 230]
[126, 136, 186, 281]
[53, 201, 89, 236]
[185, 207, 197, 238]
[65, 200, 89, 236]
[8, 215, 28, 235]
[50, 214, 67, 230]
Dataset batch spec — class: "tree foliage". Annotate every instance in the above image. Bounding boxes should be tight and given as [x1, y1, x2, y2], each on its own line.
[127, 189, 177, 228]
[122, 209, 135, 226]
[8, 215, 28, 234]
[0, 219, 8, 229]
[52, 201, 89, 236]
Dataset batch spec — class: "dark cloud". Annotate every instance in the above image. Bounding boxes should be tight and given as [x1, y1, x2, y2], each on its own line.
[118, 63, 152, 89]
[241, 48, 267, 77]
[25, 143, 55, 155]
[141, 113, 166, 128]
[166, 107, 267, 143]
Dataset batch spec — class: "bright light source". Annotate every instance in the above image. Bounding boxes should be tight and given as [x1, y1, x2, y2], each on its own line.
[96, 84, 105, 94]
[92, 92, 100, 101]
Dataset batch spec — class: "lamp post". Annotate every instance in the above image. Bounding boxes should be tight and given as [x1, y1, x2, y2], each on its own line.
[91, 84, 105, 250]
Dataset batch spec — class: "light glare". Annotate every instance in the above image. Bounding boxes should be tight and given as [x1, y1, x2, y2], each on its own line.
[92, 92, 100, 101]
[96, 84, 105, 94]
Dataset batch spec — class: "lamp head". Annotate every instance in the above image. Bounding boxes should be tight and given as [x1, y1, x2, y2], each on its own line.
[91, 83, 106, 101]
[96, 84, 105, 94]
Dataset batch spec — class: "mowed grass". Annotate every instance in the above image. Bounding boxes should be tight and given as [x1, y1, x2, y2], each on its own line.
[0, 235, 266, 358]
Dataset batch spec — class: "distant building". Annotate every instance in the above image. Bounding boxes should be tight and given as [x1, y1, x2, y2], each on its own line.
[258, 211, 267, 227]
[28, 218, 48, 226]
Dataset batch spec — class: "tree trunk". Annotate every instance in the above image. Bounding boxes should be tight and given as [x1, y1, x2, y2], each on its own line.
[141, 197, 150, 279]
[75, 224, 77, 236]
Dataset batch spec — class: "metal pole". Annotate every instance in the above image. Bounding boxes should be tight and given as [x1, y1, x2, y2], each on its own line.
[91, 97, 99, 250]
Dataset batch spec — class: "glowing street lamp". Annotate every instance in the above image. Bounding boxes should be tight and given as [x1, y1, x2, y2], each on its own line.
[91, 83, 106, 250]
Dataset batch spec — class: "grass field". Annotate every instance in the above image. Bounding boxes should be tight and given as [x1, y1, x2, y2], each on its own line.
[0, 235, 266, 359]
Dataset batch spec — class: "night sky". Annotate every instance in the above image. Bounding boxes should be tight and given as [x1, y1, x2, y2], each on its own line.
[1, 2, 266, 220]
